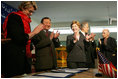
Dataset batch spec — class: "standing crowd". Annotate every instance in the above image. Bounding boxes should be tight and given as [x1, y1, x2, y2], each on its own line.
[1, 1, 117, 78]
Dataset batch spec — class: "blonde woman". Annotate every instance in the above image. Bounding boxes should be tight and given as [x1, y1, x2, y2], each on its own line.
[2, 1, 45, 77]
[66, 20, 87, 68]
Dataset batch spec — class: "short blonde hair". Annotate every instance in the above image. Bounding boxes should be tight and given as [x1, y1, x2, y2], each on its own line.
[18, 1, 37, 11]
[71, 20, 80, 28]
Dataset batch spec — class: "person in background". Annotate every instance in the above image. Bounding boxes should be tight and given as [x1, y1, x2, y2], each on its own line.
[1, 1, 45, 77]
[66, 20, 87, 68]
[98, 29, 117, 67]
[80, 22, 97, 68]
[32, 17, 60, 72]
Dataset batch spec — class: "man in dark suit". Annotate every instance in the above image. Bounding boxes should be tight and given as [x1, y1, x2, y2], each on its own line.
[32, 17, 60, 72]
[98, 29, 117, 67]
[80, 22, 97, 68]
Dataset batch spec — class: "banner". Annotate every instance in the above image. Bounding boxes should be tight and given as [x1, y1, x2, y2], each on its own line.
[1, 2, 18, 24]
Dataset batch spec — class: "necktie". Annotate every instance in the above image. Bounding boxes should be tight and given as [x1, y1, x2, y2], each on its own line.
[46, 30, 48, 37]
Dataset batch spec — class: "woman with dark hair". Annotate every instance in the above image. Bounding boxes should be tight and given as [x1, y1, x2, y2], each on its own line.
[32, 17, 60, 72]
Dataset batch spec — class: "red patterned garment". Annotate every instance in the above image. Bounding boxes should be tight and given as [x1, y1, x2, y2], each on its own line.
[3, 11, 32, 58]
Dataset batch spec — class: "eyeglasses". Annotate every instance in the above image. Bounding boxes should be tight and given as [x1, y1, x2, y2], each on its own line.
[28, 9, 34, 14]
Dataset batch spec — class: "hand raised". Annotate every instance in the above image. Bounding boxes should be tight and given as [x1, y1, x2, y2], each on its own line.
[50, 31, 54, 40]
[91, 33, 96, 38]
[54, 30, 60, 38]
[33, 23, 45, 34]
[73, 33, 78, 43]
[89, 33, 96, 41]
[86, 34, 91, 40]
[98, 38, 102, 45]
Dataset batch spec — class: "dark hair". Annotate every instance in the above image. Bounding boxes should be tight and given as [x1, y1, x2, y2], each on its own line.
[41, 17, 51, 23]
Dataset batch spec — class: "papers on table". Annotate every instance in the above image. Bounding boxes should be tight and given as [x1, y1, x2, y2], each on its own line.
[51, 68, 88, 73]
[33, 72, 74, 78]
[22, 68, 89, 78]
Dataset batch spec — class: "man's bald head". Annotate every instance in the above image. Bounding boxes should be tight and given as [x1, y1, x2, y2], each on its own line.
[102, 29, 110, 38]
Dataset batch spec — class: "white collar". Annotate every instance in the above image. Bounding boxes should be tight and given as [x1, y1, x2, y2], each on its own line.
[44, 30, 48, 32]
[80, 30, 86, 36]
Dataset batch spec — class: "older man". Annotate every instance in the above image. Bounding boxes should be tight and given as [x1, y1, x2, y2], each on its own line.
[80, 22, 97, 68]
[98, 29, 117, 67]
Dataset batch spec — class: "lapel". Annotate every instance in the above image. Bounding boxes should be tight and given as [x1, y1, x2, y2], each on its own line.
[74, 32, 85, 49]
[79, 31, 85, 39]
[41, 30, 50, 38]
[38, 30, 48, 39]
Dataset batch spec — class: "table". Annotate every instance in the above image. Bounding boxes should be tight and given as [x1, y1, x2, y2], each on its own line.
[12, 68, 109, 78]
[71, 68, 108, 78]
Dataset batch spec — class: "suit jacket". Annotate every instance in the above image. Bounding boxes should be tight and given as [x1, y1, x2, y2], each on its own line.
[80, 32, 97, 68]
[85, 40, 96, 68]
[66, 32, 86, 62]
[98, 37, 117, 67]
[32, 30, 60, 70]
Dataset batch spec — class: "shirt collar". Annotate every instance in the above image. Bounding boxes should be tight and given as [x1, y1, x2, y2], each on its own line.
[80, 30, 86, 36]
